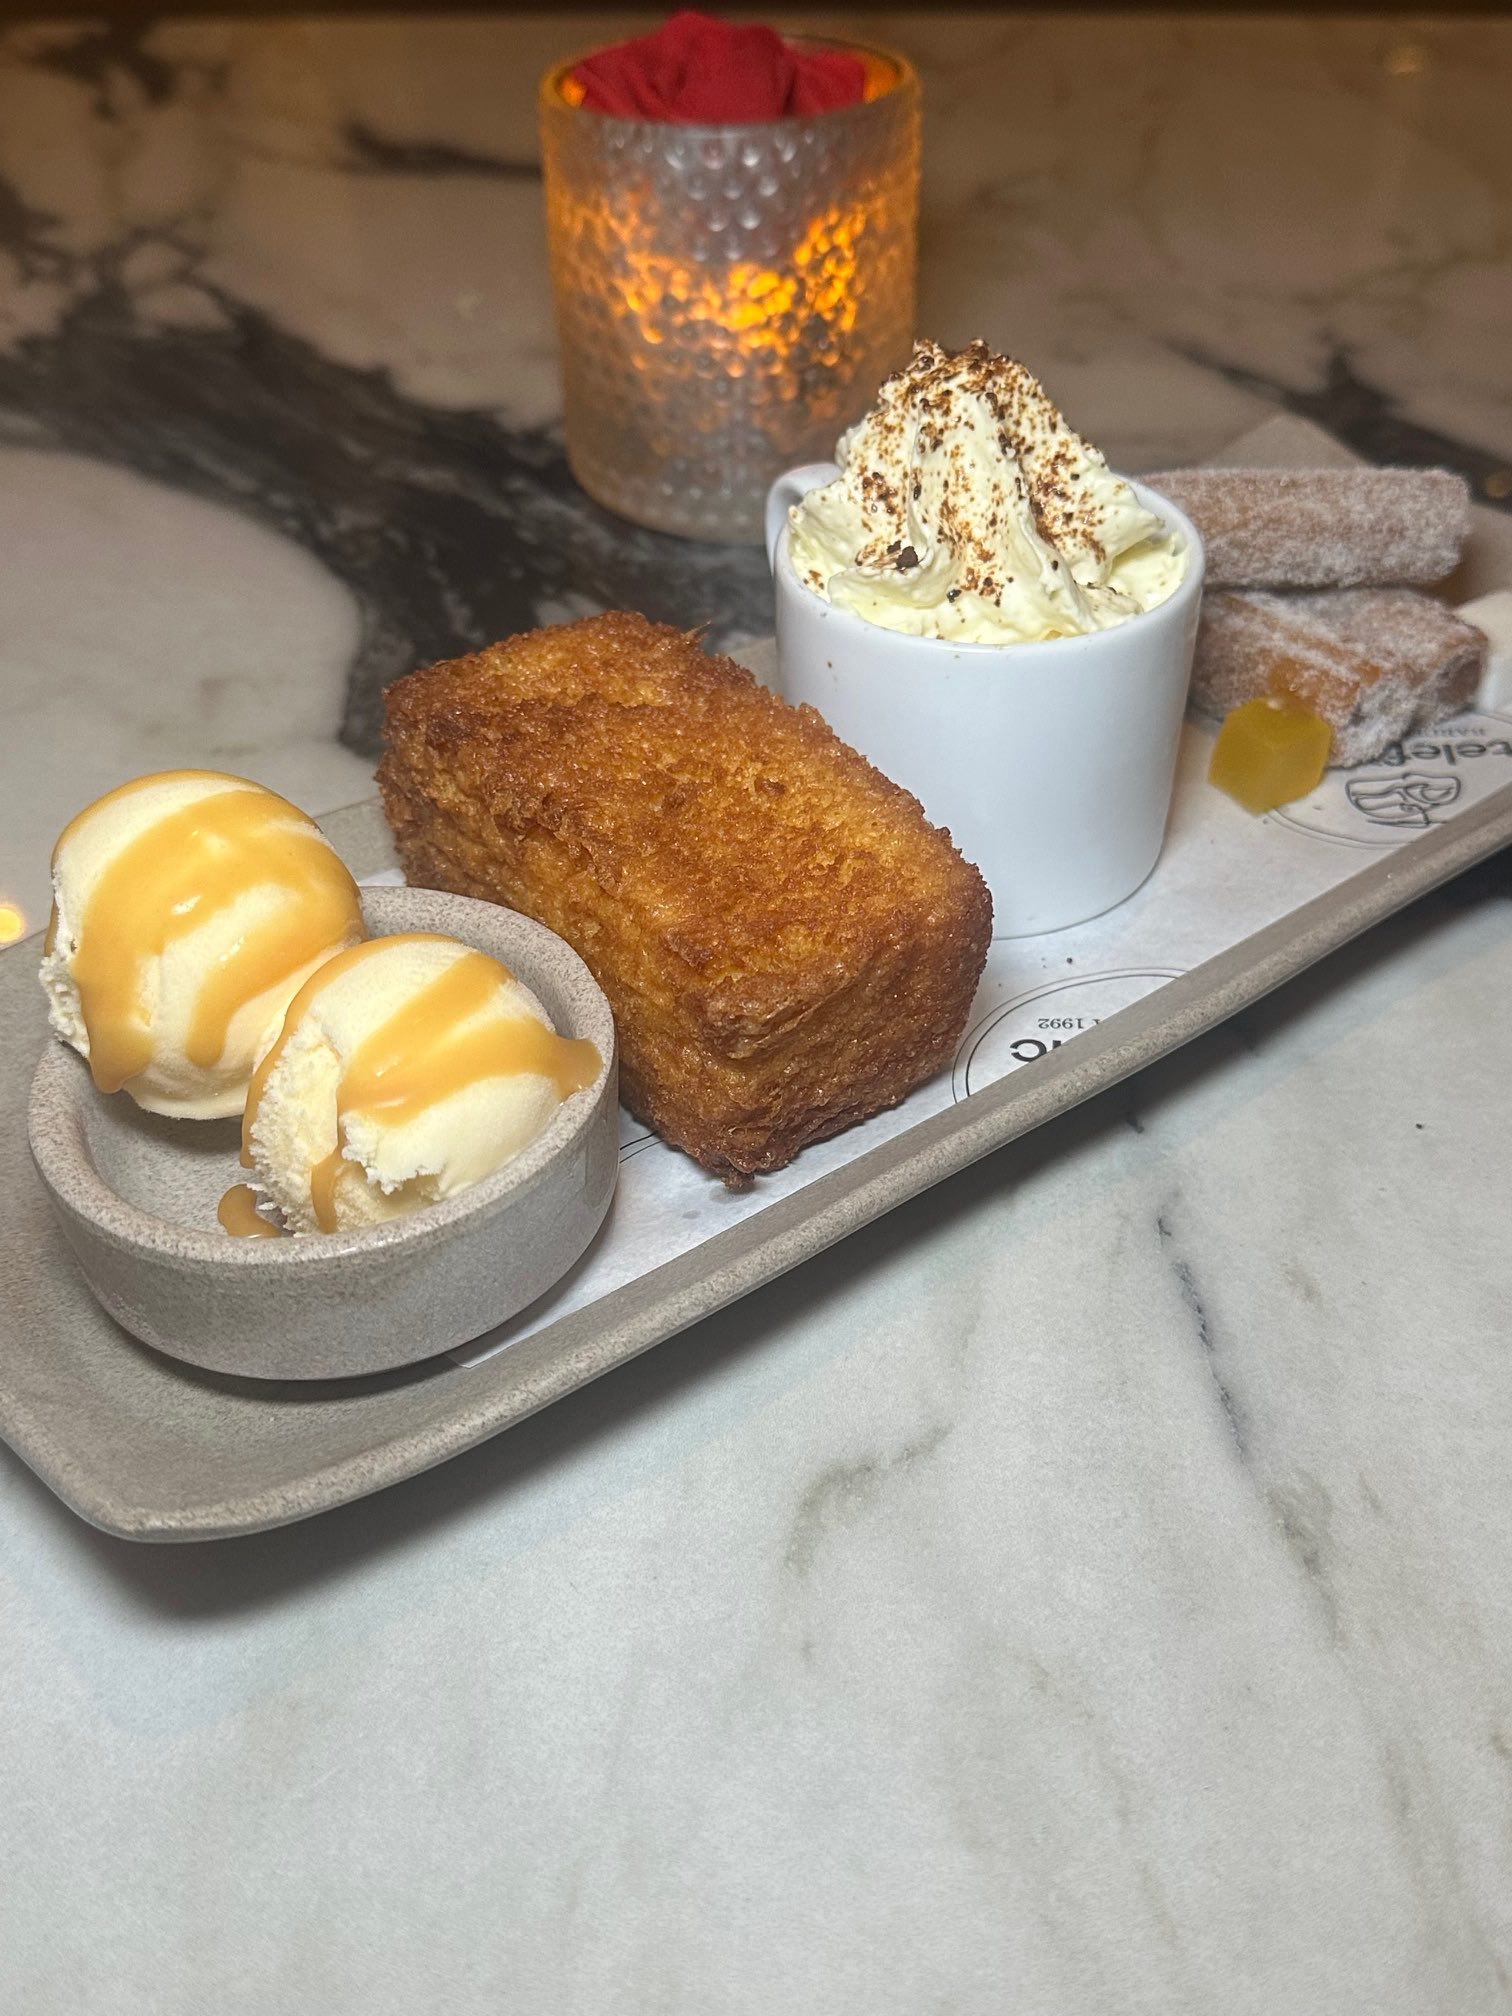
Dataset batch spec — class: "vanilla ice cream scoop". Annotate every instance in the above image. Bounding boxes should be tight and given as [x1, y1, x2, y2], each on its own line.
[41, 771, 366, 1119]
[239, 933, 601, 1235]
[788, 338, 1186, 644]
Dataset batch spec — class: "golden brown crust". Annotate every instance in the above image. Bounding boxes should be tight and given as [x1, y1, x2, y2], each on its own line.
[378, 614, 991, 1182]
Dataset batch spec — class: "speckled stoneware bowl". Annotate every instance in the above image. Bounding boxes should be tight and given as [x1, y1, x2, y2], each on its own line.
[27, 887, 619, 1381]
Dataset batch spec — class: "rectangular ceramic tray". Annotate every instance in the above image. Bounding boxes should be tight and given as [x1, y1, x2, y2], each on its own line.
[4, 414, 1511, 1540]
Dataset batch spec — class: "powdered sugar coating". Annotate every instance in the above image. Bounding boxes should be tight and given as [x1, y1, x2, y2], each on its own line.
[1147, 468, 1470, 590]
[1191, 588, 1486, 766]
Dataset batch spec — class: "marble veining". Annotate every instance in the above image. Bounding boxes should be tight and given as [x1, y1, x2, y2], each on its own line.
[2, 14, 1512, 2011]
[1155, 1205, 1246, 1455]
[3, 868, 1512, 2011]
[1, 11, 1511, 928]
[784, 1420, 953, 1579]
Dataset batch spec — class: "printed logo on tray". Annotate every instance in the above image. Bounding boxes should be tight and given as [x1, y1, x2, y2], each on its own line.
[952, 968, 1183, 1102]
[1269, 711, 1512, 850]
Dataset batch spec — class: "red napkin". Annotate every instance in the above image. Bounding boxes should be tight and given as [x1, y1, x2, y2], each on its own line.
[572, 11, 867, 123]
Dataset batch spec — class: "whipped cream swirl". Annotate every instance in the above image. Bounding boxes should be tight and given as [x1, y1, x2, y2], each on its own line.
[788, 340, 1186, 644]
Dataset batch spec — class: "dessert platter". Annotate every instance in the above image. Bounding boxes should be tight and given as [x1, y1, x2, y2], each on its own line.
[4, 346, 1511, 1539]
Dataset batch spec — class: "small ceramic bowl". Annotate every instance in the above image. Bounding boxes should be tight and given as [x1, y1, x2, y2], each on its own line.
[764, 469, 1205, 937]
[27, 887, 619, 1381]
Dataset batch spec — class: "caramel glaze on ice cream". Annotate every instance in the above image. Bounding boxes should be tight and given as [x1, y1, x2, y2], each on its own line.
[217, 1184, 283, 1239]
[236, 935, 599, 1234]
[50, 771, 362, 1098]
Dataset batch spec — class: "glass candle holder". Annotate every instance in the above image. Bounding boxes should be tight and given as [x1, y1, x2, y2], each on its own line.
[540, 41, 920, 542]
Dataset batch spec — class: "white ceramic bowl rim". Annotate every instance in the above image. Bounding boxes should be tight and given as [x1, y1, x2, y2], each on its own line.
[774, 477, 1206, 659]
[29, 893, 617, 1271]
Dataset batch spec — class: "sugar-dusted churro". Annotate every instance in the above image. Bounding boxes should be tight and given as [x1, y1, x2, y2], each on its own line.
[1147, 467, 1470, 590]
[1191, 588, 1486, 766]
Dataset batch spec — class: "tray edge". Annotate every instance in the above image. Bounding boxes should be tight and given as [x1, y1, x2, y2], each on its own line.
[31, 777, 1511, 1541]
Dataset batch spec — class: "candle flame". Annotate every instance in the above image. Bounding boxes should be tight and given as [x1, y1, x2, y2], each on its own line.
[600, 202, 866, 442]
[0, 900, 26, 946]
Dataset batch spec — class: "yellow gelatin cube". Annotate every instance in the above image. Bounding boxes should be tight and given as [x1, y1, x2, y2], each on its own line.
[1209, 697, 1332, 814]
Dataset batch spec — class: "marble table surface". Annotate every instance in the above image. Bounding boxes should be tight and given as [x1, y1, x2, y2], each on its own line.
[3, 13, 1512, 2012]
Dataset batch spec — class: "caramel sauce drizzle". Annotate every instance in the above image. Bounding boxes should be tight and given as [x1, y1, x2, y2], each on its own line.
[241, 935, 600, 1234]
[57, 772, 362, 1096]
[217, 1184, 284, 1240]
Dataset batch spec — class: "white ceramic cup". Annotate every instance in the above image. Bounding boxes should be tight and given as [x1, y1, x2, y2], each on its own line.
[765, 466, 1205, 936]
